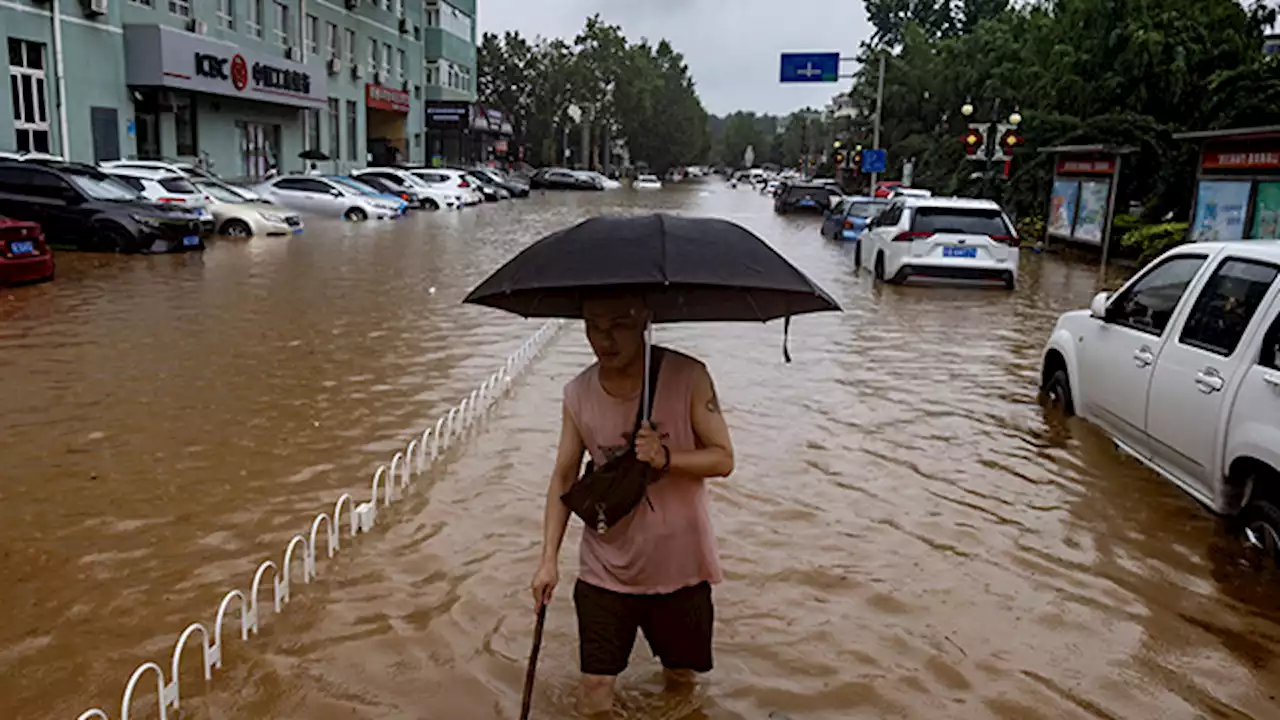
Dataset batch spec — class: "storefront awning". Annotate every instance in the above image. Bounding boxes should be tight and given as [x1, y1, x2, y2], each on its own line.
[123, 24, 327, 108]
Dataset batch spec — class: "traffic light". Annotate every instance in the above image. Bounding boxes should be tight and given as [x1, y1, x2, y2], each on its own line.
[998, 126, 1024, 156]
[962, 123, 988, 160]
[834, 151, 846, 167]
[852, 148, 863, 173]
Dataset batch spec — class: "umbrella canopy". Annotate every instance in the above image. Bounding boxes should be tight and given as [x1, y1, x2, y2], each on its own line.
[463, 214, 839, 323]
[298, 149, 330, 161]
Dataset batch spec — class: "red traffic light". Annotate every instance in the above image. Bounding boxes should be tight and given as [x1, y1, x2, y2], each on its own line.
[962, 130, 984, 155]
[1000, 128, 1024, 151]
[834, 151, 846, 165]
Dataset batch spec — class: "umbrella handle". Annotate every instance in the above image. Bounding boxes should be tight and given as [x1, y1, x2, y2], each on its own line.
[520, 604, 548, 720]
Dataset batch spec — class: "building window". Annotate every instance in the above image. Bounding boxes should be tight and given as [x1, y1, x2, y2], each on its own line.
[326, 22, 338, 60]
[302, 107, 320, 152]
[273, 1, 290, 49]
[379, 0, 389, 10]
[173, 92, 197, 156]
[396, 49, 406, 82]
[328, 98, 340, 161]
[248, 0, 263, 38]
[367, 38, 378, 74]
[393, 0, 402, 15]
[414, 84, 421, 99]
[424, 60, 437, 86]
[345, 100, 358, 161]
[381, 43, 391, 76]
[169, 0, 191, 18]
[425, 1, 471, 40]
[217, 0, 235, 29]
[303, 14, 318, 56]
[130, 0, 154, 6]
[8, 39, 51, 154]
[344, 29, 356, 65]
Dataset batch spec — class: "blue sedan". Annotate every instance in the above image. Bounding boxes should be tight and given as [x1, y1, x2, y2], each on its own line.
[821, 196, 888, 242]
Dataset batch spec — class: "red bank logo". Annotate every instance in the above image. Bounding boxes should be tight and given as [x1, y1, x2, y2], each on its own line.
[230, 55, 248, 91]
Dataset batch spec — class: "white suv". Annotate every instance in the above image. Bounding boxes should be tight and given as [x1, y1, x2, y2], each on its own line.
[102, 166, 216, 234]
[100, 159, 265, 202]
[353, 167, 463, 210]
[404, 168, 484, 205]
[858, 196, 1020, 289]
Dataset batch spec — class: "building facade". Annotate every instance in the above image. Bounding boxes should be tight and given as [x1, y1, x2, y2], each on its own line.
[1, 0, 478, 179]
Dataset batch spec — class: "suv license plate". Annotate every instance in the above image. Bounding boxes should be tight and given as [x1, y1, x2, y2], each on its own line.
[943, 246, 977, 258]
[182, 235, 201, 247]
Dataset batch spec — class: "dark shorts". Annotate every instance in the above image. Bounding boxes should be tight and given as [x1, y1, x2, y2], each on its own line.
[573, 579, 714, 676]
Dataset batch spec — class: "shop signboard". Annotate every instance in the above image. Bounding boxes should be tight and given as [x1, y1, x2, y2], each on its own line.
[1192, 180, 1252, 242]
[1073, 179, 1111, 245]
[1250, 182, 1280, 239]
[123, 24, 325, 108]
[1055, 156, 1115, 175]
[426, 101, 469, 129]
[1201, 150, 1280, 171]
[366, 84, 410, 113]
[1047, 179, 1079, 239]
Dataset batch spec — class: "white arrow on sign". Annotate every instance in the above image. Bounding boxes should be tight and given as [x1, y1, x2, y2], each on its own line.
[797, 63, 822, 79]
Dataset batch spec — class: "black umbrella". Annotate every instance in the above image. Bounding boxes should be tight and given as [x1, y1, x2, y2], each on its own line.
[298, 149, 330, 161]
[463, 214, 840, 358]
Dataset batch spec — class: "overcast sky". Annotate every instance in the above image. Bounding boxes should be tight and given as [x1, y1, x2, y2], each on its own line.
[475, 0, 873, 116]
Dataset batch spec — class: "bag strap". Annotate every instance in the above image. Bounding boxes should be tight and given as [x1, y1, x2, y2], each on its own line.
[628, 347, 665, 445]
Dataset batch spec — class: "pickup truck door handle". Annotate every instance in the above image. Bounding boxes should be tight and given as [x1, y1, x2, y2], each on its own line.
[1195, 368, 1225, 393]
[1133, 346, 1155, 368]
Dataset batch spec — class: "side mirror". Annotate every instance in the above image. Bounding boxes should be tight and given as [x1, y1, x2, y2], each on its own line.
[330, 189, 343, 197]
[1089, 291, 1111, 320]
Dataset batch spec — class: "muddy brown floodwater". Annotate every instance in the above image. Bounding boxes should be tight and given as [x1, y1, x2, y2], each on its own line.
[2, 184, 1278, 720]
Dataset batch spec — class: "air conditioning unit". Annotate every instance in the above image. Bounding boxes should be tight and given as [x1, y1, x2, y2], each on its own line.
[350, 64, 363, 80]
[327, 57, 341, 75]
[187, 18, 207, 34]
[400, 79, 409, 91]
[374, 71, 385, 85]
[285, 46, 300, 61]
[82, 0, 107, 14]
[398, 17, 409, 34]
[343, 0, 357, 8]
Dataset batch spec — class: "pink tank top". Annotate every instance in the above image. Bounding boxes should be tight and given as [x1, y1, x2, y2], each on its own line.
[563, 348, 724, 595]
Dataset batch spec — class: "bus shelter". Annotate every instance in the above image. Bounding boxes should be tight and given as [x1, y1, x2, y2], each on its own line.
[1037, 145, 1136, 267]
[1173, 126, 1280, 242]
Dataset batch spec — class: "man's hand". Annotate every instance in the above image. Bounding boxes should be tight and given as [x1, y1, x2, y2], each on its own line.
[634, 422, 667, 470]
[531, 560, 558, 610]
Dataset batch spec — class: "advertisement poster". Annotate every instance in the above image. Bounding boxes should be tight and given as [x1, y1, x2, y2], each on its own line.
[1192, 180, 1252, 242]
[1250, 182, 1280, 239]
[1047, 179, 1079, 238]
[1072, 179, 1111, 246]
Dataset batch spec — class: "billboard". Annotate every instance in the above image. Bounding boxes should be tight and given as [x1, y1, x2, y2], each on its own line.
[1192, 180, 1252, 242]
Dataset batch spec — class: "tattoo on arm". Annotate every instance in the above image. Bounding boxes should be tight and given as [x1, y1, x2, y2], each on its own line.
[705, 382, 721, 414]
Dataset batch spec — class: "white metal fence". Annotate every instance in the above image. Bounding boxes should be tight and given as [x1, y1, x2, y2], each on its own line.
[73, 319, 564, 720]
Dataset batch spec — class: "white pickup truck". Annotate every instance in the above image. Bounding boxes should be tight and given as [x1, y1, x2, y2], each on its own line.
[1040, 241, 1280, 566]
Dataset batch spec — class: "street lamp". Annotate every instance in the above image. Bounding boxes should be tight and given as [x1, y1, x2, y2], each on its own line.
[960, 102, 975, 117]
[1008, 110, 1022, 126]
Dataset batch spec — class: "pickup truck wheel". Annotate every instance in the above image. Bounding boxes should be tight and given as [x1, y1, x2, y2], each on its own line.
[1041, 368, 1075, 415]
[1242, 496, 1280, 567]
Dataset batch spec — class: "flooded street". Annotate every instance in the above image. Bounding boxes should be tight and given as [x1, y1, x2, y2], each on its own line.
[4, 183, 1279, 719]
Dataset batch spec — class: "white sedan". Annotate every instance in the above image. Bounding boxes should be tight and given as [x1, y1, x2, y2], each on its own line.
[253, 176, 402, 221]
[194, 180, 303, 237]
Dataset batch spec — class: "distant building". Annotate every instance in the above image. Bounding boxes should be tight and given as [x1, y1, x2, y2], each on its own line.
[0, 0, 479, 177]
[1265, 34, 1280, 57]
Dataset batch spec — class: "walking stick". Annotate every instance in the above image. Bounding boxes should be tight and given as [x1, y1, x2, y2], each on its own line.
[519, 603, 548, 720]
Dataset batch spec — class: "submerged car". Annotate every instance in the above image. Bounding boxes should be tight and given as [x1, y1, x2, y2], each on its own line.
[857, 196, 1019, 289]
[352, 168, 461, 210]
[0, 161, 205, 253]
[774, 182, 838, 214]
[821, 196, 887, 241]
[253, 176, 402, 221]
[0, 216, 54, 285]
[193, 180, 302, 237]
[328, 176, 409, 216]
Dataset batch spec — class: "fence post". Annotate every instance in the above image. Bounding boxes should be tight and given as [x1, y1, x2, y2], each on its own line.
[214, 589, 250, 663]
[120, 662, 169, 720]
[167, 622, 213, 710]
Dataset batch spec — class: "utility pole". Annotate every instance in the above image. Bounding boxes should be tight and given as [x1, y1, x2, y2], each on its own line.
[870, 52, 885, 195]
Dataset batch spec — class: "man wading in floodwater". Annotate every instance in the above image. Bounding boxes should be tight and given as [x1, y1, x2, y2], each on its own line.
[530, 294, 735, 716]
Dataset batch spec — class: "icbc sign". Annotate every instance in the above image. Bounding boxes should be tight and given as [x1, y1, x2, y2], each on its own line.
[366, 83, 411, 113]
[192, 51, 310, 96]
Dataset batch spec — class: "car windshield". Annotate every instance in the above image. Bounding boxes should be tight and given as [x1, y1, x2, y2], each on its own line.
[845, 202, 885, 218]
[330, 177, 379, 196]
[196, 182, 244, 204]
[912, 207, 1010, 235]
[67, 172, 141, 201]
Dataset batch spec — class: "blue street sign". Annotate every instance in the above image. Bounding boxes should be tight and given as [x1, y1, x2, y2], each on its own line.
[862, 149, 887, 173]
[779, 53, 840, 83]
[126, 119, 136, 139]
